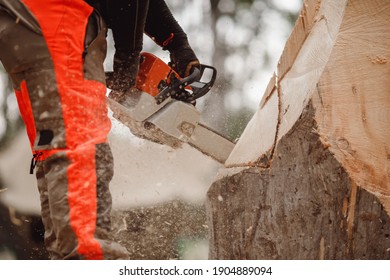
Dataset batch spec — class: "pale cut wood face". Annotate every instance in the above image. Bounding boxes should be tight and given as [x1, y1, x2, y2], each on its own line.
[224, 0, 390, 214]
[226, 0, 348, 168]
[312, 0, 390, 213]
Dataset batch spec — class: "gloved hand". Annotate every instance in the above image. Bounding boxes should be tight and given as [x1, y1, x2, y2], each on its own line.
[106, 52, 140, 92]
[168, 43, 200, 78]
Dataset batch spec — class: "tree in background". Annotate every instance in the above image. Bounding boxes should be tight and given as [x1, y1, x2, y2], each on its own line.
[0, 65, 21, 149]
[162, 0, 300, 139]
[206, 0, 300, 138]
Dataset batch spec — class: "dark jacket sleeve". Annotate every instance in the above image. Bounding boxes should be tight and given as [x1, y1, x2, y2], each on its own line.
[109, 0, 149, 56]
[88, 0, 190, 54]
[89, 0, 148, 56]
[88, 0, 198, 82]
[144, 0, 190, 52]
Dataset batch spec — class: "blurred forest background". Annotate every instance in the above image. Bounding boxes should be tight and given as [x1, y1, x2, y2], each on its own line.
[0, 0, 301, 259]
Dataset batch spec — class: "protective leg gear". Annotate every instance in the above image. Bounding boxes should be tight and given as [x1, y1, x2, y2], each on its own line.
[0, 0, 128, 259]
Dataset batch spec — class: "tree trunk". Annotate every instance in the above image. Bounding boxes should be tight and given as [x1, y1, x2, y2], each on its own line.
[207, 0, 390, 259]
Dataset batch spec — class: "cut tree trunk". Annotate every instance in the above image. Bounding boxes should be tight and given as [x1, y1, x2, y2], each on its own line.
[207, 0, 390, 259]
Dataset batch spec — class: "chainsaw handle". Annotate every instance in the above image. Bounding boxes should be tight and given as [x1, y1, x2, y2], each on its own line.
[155, 67, 201, 104]
[180, 66, 202, 87]
[186, 64, 217, 102]
[155, 64, 217, 104]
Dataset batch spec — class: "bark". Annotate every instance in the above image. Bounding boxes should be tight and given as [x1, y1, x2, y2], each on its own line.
[208, 104, 390, 259]
[207, 0, 390, 259]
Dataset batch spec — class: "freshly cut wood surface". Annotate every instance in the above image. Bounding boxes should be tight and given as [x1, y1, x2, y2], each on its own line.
[227, 0, 348, 167]
[313, 0, 390, 212]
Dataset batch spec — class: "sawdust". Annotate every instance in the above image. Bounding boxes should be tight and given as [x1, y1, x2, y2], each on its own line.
[110, 200, 208, 259]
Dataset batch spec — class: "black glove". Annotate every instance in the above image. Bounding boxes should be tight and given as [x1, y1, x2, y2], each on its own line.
[106, 52, 140, 92]
[169, 45, 200, 78]
[163, 34, 200, 78]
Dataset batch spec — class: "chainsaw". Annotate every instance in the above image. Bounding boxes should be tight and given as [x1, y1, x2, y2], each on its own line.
[107, 52, 235, 164]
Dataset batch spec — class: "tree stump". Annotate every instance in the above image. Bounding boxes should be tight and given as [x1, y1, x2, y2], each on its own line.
[207, 0, 390, 259]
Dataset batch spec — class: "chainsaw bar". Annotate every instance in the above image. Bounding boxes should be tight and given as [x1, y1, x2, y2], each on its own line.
[107, 90, 235, 164]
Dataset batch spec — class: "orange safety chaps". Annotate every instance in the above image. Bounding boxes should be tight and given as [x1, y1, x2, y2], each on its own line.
[0, 0, 128, 259]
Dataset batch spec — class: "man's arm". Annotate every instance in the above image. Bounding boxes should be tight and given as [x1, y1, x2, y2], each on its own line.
[98, 0, 150, 90]
[145, 0, 199, 77]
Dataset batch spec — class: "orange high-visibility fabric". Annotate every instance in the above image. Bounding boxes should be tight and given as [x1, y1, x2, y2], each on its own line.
[22, 0, 110, 260]
[14, 81, 36, 150]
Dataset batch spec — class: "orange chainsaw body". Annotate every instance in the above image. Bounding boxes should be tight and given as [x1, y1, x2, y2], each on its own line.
[134, 52, 216, 104]
[135, 52, 180, 97]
